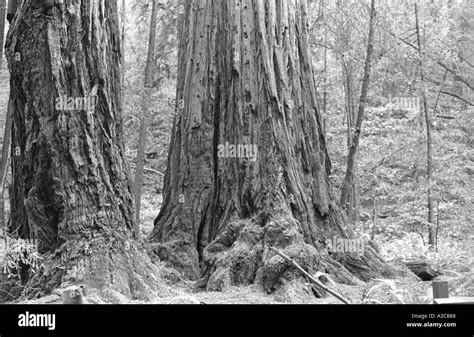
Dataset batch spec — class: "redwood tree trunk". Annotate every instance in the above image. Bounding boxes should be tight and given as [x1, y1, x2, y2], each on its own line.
[150, 0, 389, 291]
[4, 0, 161, 300]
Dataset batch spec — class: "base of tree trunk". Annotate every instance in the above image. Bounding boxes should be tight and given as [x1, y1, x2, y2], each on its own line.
[193, 210, 393, 293]
[12, 235, 166, 302]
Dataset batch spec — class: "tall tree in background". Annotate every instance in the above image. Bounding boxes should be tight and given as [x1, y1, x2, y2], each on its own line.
[335, 1, 360, 222]
[121, 0, 126, 86]
[150, 0, 389, 290]
[340, 0, 376, 221]
[134, 0, 159, 236]
[0, 0, 6, 69]
[0, 0, 8, 238]
[4, 0, 161, 299]
[414, 4, 435, 245]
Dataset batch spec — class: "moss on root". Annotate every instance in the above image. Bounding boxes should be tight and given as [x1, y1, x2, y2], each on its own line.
[200, 213, 394, 295]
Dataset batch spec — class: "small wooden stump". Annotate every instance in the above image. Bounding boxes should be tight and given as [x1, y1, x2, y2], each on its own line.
[432, 280, 474, 304]
[432, 280, 449, 299]
[61, 285, 84, 304]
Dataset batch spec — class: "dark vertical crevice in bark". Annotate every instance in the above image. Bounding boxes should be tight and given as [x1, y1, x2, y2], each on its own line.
[151, 0, 391, 289]
[4, 0, 162, 300]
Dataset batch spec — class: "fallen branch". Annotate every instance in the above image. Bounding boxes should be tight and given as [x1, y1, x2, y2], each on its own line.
[439, 90, 473, 106]
[435, 115, 455, 120]
[144, 167, 165, 176]
[144, 174, 161, 184]
[269, 247, 350, 304]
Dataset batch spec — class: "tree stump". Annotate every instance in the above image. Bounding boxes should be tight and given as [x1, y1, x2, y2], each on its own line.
[61, 286, 84, 304]
[432, 280, 449, 299]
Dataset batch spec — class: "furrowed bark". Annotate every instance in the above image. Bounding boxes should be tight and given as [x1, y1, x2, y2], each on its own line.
[150, 0, 391, 291]
[4, 0, 162, 300]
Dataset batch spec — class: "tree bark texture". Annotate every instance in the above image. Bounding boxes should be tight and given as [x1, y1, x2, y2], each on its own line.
[4, 0, 162, 300]
[150, 0, 390, 291]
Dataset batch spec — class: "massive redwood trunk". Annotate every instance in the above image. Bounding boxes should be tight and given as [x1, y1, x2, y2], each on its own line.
[150, 0, 391, 292]
[4, 0, 162, 300]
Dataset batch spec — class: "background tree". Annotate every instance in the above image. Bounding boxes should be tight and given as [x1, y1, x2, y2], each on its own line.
[134, 0, 159, 236]
[0, 0, 6, 69]
[149, 0, 390, 290]
[414, 3, 435, 245]
[339, 0, 376, 221]
[3, 0, 161, 299]
[122, 0, 180, 235]
[0, 0, 8, 239]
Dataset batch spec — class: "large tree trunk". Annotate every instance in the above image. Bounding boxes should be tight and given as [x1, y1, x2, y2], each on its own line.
[4, 0, 162, 300]
[150, 0, 390, 292]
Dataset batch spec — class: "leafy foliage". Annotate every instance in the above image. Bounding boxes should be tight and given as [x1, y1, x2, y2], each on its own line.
[0, 237, 44, 281]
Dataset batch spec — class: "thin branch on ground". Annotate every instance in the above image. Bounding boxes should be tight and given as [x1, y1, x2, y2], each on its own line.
[269, 247, 351, 304]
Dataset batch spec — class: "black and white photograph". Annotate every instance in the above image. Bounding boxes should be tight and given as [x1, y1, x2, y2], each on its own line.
[0, 0, 472, 336]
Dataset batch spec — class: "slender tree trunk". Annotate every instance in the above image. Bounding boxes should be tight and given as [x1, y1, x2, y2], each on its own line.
[0, 0, 9, 241]
[134, 0, 159, 237]
[0, 0, 6, 70]
[121, 0, 126, 87]
[134, 120, 147, 236]
[150, 0, 390, 291]
[4, 0, 162, 300]
[371, 195, 377, 240]
[322, 0, 327, 118]
[340, 54, 360, 222]
[340, 0, 376, 219]
[415, 4, 435, 245]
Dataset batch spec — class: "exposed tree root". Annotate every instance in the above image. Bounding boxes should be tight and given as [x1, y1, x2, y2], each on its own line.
[13, 235, 166, 302]
[197, 210, 394, 295]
